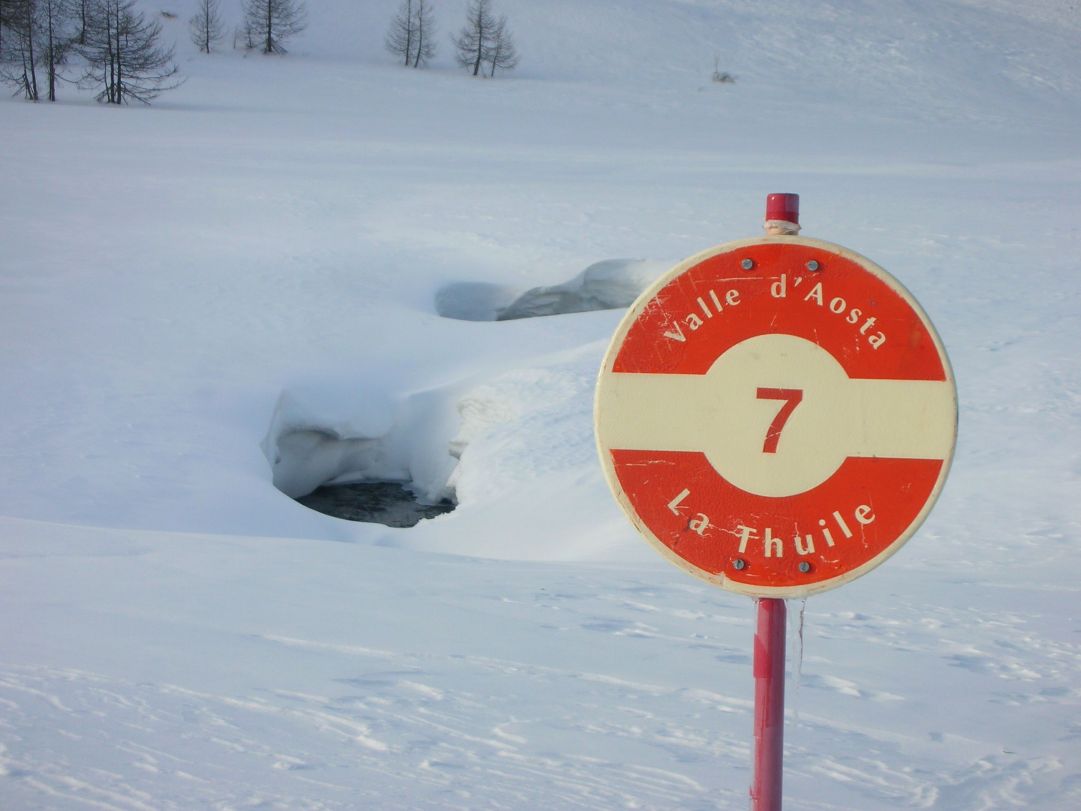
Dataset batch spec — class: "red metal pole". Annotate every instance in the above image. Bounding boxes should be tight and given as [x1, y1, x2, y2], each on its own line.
[750, 194, 796, 810]
[751, 597, 786, 811]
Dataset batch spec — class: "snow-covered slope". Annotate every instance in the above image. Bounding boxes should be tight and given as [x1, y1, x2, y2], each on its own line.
[2, 0, 1080, 808]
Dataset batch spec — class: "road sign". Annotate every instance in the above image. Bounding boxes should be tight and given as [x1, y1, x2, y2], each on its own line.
[595, 236, 957, 598]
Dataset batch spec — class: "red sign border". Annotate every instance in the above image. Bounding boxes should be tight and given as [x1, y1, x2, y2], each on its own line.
[595, 236, 958, 599]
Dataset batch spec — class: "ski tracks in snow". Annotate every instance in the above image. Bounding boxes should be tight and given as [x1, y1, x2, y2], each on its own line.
[0, 654, 738, 810]
[2, 524, 1080, 809]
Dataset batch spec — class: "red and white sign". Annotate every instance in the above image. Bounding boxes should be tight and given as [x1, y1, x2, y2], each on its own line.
[595, 237, 957, 598]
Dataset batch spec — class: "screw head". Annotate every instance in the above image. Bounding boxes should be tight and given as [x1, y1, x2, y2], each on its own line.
[740, 258, 755, 271]
[733, 559, 747, 571]
[805, 260, 821, 272]
[798, 561, 812, 573]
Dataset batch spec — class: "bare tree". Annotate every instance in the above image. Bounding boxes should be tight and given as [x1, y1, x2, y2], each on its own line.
[386, 0, 435, 68]
[453, 0, 492, 76]
[1, 0, 70, 101]
[233, 18, 254, 50]
[485, 13, 516, 77]
[411, 0, 435, 68]
[385, 0, 414, 66]
[189, 0, 222, 54]
[37, 0, 69, 100]
[242, 0, 306, 55]
[454, 0, 516, 77]
[0, 0, 14, 54]
[78, 0, 181, 104]
[0, 0, 39, 100]
[0, 0, 23, 53]
[71, 0, 88, 43]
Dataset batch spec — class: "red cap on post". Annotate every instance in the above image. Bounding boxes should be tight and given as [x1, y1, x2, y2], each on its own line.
[765, 193, 800, 226]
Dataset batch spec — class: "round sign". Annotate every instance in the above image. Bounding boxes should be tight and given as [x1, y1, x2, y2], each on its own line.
[595, 236, 957, 598]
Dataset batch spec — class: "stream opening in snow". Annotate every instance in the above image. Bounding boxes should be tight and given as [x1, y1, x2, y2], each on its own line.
[262, 389, 462, 530]
[296, 480, 456, 528]
[435, 259, 668, 322]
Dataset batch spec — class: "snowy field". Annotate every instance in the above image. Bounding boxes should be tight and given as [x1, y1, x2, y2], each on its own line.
[2, 0, 1080, 808]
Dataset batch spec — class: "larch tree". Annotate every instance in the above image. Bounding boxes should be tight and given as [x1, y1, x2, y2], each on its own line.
[242, 0, 306, 55]
[71, 0, 89, 43]
[453, 0, 517, 77]
[453, 0, 493, 77]
[0, 0, 13, 54]
[78, 0, 181, 104]
[485, 13, 517, 77]
[0, 0, 39, 100]
[386, 0, 435, 68]
[411, 0, 435, 68]
[385, 0, 415, 66]
[37, 0, 70, 100]
[1, 0, 74, 101]
[0, 0, 21, 51]
[189, 0, 223, 54]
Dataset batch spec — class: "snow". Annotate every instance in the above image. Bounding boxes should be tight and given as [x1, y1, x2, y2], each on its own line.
[2, 0, 1081, 808]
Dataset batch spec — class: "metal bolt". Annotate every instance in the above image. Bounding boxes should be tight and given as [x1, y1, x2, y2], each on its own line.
[798, 561, 812, 573]
[805, 260, 821, 272]
[733, 559, 747, 571]
[741, 258, 755, 271]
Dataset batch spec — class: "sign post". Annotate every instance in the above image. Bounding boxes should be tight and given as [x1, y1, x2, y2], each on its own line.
[752, 597, 786, 811]
[595, 194, 957, 808]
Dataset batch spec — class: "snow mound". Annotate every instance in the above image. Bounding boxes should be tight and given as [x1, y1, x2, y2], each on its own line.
[497, 259, 667, 321]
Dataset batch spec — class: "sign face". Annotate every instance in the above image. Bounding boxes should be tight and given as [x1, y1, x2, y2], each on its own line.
[595, 237, 957, 598]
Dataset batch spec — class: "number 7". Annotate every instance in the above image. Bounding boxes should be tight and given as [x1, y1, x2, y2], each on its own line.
[756, 388, 803, 453]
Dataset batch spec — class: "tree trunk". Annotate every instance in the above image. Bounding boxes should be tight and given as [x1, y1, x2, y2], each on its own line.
[46, 2, 56, 101]
[26, 4, 39, 101]
[114, 3, 123, 103]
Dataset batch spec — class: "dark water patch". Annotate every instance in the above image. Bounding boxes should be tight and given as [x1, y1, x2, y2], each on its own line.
[297, 481, 456, 528]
